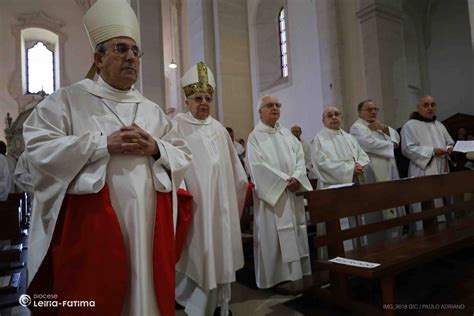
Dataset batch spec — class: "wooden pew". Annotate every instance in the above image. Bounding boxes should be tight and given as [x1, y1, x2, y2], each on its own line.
[304, 170, 474, 315]
[0, 194, 25, 299]
[0, 194, 22, 242]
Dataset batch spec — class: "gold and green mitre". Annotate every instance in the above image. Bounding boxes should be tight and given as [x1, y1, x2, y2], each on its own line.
[181, 62, 216, 97]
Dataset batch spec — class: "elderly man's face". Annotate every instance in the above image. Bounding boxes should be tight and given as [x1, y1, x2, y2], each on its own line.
[186, 93, 213, 120]
[259, 95, 281, 127]
[95, 37, 140, 90]
[291, 126, 302, 139]
[359, 101, 379, 123]
[322, 107, 343, 130]
[417, 96, 436, 120]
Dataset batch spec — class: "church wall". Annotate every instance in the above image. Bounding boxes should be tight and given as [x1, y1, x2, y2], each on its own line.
[138, 0, 166, 107]
[427, 0, 473, 119]
[0, 0, 92, 142]
[180, 0, 219, 119]
[0, 7, 17, 142]
[217, 0, 254, 141]
[315, 0, 344, 110]
[334, 0, 367, 130]
[248, 0, 325, 142]
[402, 9, 429, 117]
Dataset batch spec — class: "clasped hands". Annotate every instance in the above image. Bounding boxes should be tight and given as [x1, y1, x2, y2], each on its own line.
[287, 177, 300, 192]
[107, 123, 159, 156]
[354, 162, 364, 175]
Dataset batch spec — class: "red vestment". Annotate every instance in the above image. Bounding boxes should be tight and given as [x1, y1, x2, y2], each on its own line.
[28, 186, 192, 316]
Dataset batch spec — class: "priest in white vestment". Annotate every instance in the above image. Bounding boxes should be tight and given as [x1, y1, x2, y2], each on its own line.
[23, 1, 191, 315]
[311, 107, 370, 251]
[401, 95, 454, 229]
[246, 95, 312, 289]
[311, 107, 370, 189]
[291, 125, 316, 181]
[0, 141, 12, 201]
[350, 99, 404, 239]
[175, 62, 248, 316]
[13, 152, 33, 193]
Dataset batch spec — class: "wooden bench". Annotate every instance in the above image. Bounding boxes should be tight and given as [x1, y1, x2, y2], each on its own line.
[304, 170, 474, 315]
[0, 194, 27, 303]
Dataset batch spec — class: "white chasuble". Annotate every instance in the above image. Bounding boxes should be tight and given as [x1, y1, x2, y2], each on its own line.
[311, 127, 370, 188]
[174, 112, 248, 314]
[247, 121, 312, 289]
[23, 77, 191, 316]
[350, 119, 404, 239]
[310, 128, 370, 251]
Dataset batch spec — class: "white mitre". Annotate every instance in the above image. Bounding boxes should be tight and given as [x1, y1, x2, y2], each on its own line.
[83, 0, 141, 79]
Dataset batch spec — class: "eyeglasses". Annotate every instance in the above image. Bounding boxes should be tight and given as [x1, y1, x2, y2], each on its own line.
[361, 107, 379, 113]
[325, 111, 342, 118]
[188, 95, 213, 103]
[107, 43, 144, 58]
[261, 102, 282, 109]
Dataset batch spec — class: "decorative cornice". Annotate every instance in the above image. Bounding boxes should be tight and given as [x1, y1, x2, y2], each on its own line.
[14, 11, 65, 29]
[356, 3, 403, 24]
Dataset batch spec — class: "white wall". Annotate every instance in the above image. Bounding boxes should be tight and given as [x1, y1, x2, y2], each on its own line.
[248, 0, 325, 142]
[427, 0, 474, 119]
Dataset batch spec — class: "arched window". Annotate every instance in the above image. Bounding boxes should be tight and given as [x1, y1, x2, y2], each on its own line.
[21, 27, 60, 96]
[26, 41, 55, 94]
[278, 7, 288, 78]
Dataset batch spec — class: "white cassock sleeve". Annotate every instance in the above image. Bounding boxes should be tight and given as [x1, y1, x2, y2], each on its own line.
[247, 136, 289, 207]
[310, 136, 355, 185]
[350, 124, 398, 159]
[151, 123, 192, 192]
[24, 92, 106, 193]
[401, 122, 434, 170]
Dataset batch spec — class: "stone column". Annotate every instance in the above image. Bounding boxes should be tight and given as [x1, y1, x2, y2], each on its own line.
[179, 0, 218, 118]
[357, 0, 409, 128]
[135, 0, 166, 107]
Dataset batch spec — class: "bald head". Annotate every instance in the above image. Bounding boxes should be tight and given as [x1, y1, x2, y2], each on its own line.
[417, 95, 436, 120]
[322, 106, 343, 130]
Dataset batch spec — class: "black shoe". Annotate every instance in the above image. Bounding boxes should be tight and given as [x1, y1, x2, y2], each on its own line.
[214, 307, 233, 316]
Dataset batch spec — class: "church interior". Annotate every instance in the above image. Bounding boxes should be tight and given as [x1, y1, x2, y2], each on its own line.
[1, 0, 474, 315]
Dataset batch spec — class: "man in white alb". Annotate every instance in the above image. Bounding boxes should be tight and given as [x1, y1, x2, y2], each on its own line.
[246, 95, 312, 289]
[311, 106, 370, 251]
[291, 125, 316, 181]
[401, 95, 454, 229]
[23, 1, 191, 315]
[401, 95, 454, 178]
[311, 106, 370, 189]
[0, 141, 12, 201]
[174, 62, 248, 316]
[350, 99, 404, 238]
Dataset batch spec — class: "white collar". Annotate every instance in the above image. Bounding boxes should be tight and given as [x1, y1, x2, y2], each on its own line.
[175, 112, 213, 125]
[77, 78, 145, 103]
[255, 121, 281, 134]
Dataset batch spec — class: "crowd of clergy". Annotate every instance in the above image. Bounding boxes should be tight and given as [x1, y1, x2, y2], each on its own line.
[0, 1, 472, 316]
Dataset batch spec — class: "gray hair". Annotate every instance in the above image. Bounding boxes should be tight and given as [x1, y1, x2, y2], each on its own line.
[257, 94, 278, 109]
